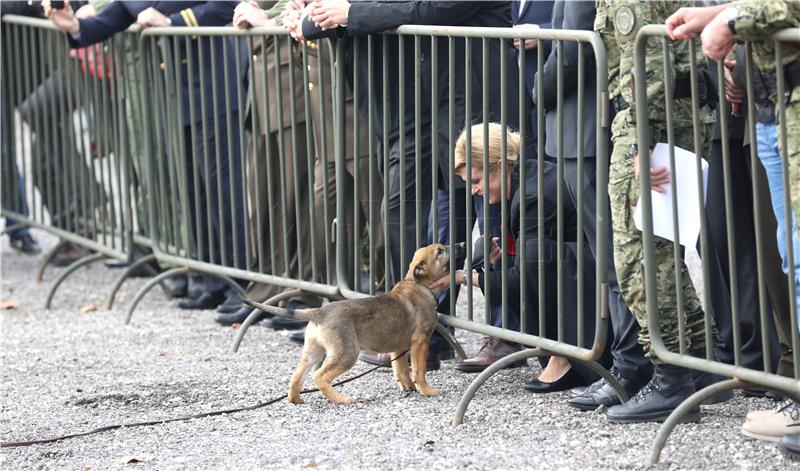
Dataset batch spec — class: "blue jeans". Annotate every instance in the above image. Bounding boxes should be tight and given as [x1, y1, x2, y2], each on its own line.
[4, 169, 31, 240]
[756, 121, 800, 315]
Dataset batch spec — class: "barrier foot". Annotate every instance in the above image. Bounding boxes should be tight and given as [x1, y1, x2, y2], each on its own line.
[124, 267, 190, 325]
[105, 254, 165, 310]
[36, 239, 69, 282]
[435, 323, 467, 361]
[648, 378, 744, 466]
[452, 348, 544, 426]
[203, 273, 247, 301]
[231, 290, 303, 353]
[44, 253, 108, 309]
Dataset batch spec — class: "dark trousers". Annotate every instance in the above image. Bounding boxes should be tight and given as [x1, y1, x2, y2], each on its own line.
[705, 140, 785, 372]
[183, 114, 247, 293]
[563, 158, 652, 380]
[18, 73, 105, 232]
[381, 126, 434, 287]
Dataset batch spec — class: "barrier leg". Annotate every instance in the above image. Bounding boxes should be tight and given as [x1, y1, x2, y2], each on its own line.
[453, 348, 544, 426]
[648, 378, 744, 466]
[435, 323, 467, 361]
[36, 239, 69, 282]
[231, 289, 303, 353]
[44, 253, 108, 309]
[201, 273, 247, 301]
[124, 267, 190, 324]
[105, 254, 166, 309]
[452, 348, 624, 426]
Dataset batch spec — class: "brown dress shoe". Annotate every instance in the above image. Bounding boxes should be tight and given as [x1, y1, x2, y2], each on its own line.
[454, 337, 526, 373]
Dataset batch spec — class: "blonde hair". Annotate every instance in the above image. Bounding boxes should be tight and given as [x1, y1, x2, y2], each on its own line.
[454, 123, 521, 174]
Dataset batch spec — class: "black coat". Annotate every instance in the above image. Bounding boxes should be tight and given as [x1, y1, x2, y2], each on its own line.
[534, 0, 598, 159]
[478, 159, 597, 353]
[68, 1, 241, 126]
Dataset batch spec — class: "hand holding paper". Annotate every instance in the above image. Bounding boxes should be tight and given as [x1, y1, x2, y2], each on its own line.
[633, 143, 709, 248]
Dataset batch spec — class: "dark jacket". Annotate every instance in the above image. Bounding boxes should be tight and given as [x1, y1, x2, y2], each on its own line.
[733, 46, 777, 125]
[478, 159, 596, 353]
[513, 0, 554, 142]
[68, 0, 240, 125]
[533, 0, 597, 159]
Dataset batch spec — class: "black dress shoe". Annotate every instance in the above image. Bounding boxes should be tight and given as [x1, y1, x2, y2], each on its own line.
[523, 367, 585, 393]
[261, 316, 308, 331]
[9, 233, 41, 255]
[177, 291, 226, 310]
[568, 369, 646, 411]
[163, 276, 188, 298]
[103, 246, 157, 277]
[289, 331, 305, 346]
[606, 364, 699, 424]
[215, 306, 268, 326]
[693, 371, 734, 405]
[215, 290, 243, 313]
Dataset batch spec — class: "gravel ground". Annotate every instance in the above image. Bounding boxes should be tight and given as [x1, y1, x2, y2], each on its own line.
[1, 230, 797, 470]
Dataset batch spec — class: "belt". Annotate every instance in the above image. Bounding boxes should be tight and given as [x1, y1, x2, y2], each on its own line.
[611, 73, 712, 114]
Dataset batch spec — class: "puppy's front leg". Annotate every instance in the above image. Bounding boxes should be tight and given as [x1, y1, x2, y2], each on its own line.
[409, 340, 441, 396]
[391, 351, 415, 392]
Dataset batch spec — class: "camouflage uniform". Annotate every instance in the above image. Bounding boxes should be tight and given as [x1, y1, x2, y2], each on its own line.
[596, 0, 716, 359]
[730, 1, 800, 250]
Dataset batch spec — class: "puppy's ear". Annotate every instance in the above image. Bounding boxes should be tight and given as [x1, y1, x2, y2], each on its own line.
[413, 260, 428, 281]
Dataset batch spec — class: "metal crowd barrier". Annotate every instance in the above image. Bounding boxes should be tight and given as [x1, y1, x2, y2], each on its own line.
[126, 26, 343, 325]
[327, 26, 622, 425]
[0, 15, 151, 307]
[634, 25, 800, 464]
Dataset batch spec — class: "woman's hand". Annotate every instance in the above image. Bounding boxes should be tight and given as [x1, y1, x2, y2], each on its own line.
[488, 237, 502, 264]
[430, 270, 479, 290]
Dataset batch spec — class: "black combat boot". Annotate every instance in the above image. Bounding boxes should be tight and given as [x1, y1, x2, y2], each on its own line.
[606, 364, 700, 424]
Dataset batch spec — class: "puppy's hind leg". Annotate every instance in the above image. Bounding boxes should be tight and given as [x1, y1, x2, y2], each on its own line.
[391, 351, 415, 392]
[288, 335, 325, 404]
[410, 339, 441, 396]
[312, 350, 359, 405]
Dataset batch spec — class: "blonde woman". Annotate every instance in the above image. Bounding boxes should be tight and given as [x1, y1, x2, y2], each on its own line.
[434, 123, 606, 392]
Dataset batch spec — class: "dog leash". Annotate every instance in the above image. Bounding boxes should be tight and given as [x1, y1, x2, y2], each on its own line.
[1, 349, 411, 449]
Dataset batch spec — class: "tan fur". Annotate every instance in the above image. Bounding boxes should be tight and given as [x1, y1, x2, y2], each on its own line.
[287, 243, 457, 405]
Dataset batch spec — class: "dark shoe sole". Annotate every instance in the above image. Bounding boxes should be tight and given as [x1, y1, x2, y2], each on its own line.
[779, 441, 800, 460]
[607, 408, 701, 424]
[568, 397, 622, 411]
[454, 360, 527, 373]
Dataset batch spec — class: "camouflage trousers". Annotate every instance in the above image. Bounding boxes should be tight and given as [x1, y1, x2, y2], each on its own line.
[608, 118, 713, 360]
[785, 89, 800, 254]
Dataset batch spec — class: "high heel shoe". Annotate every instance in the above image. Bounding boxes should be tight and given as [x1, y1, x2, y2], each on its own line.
[523, 367, 585, 393]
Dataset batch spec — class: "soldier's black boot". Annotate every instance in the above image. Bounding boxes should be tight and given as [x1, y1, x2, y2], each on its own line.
[606, 364, 700, 424]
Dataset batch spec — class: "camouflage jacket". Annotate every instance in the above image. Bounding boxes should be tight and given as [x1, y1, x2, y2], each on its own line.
[732, 0, 800, 72]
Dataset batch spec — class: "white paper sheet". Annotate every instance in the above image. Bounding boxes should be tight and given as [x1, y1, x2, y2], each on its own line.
[633, 143, 708, 248]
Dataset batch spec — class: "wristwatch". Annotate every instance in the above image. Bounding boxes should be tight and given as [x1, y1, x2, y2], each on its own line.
[723, 6, 738, 35]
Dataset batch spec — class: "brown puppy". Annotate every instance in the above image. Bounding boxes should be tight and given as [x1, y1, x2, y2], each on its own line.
[247, 242, 464, 405]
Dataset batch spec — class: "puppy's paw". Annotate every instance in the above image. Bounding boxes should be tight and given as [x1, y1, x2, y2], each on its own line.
[417, 386, 441, 397]
[287, 395, 305, 405]
[332, 396, 357, 405]
[397, 381, 416, 392]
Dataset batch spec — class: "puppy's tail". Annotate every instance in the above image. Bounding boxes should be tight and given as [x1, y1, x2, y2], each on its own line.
[241, 297, 319, 322]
